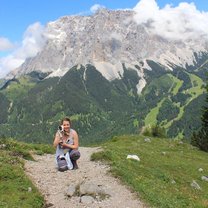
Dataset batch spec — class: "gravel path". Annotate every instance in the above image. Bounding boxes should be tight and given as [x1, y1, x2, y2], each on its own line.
[24, 147, 147, 208]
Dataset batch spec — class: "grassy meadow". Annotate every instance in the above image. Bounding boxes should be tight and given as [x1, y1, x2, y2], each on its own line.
[91, 135, 208, 208]
[144, 72, 205, 136]
[1, 135, 208, 208]
[0, 138, 54, 208]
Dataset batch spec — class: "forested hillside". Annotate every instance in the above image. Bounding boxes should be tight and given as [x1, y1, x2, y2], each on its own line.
[0, 55, 208, 144]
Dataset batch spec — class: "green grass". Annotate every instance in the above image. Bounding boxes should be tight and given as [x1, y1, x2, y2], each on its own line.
[144, 73, 182, 127]
[185, 72, 204, 97]
[144, 72, 205, 131]
[143, 74, 173, 96]
[2, 76, 36, 100]
[91, 135, 208, 208]
[0, 138, 54, 208]
[163, 104, 185, 129]
[163, 72, 204, 130]
[167, 74, 183, 95]
[145, 98, 165, 126]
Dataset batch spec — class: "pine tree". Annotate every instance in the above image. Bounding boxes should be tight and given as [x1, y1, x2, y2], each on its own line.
[191, 83, 208, 151]
[201, 85, 208, 129]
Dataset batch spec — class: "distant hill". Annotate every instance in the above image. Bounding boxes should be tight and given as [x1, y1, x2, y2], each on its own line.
[1, 9, 208, 144]
[0, 61, 207, 144]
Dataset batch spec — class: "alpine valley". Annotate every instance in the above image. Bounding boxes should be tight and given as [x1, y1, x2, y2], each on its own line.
[0, 9, 208, 145]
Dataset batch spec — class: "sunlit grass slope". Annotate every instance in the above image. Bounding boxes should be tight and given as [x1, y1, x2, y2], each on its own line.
[144, 73, 182, 126]
[0, 138, 54, 208]
[144, 72, 205, 134]
[92, 135, 208, 208]
[2, 77, 36, 100]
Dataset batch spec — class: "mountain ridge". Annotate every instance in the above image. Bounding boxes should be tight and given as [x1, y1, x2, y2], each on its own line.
[0, 60, 207, 144]
[6, 9, 208, 92]
[1, 9, 208, 144]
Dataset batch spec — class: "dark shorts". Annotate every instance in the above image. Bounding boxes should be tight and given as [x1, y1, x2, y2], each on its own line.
[69, 149, 80, 161]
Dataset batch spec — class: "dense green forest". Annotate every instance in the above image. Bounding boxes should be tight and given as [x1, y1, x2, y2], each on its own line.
[0, 53, 208, 145]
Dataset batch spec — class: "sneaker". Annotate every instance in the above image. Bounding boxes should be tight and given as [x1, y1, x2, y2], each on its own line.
[72, 160, 79, 170]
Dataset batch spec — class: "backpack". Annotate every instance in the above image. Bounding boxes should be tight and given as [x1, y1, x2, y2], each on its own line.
[57, 155, 68, 172]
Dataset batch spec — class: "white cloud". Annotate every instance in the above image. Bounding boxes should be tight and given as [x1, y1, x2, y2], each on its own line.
[0, 22, 46, 78]
[0, 37, 15, 51]
[90, 4, 105, 13]
[133, 0, 208, 40]
[18, 22, 46, 58]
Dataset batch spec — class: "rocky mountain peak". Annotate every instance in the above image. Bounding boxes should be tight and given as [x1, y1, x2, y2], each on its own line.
[9, 9, 208, 91]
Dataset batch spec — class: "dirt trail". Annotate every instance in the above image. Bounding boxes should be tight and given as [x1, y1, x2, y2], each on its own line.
[24, 147, 147, 208]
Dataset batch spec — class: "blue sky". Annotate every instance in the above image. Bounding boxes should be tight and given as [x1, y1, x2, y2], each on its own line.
[0, 0, 207, 78]
[0, 0, 207, 42]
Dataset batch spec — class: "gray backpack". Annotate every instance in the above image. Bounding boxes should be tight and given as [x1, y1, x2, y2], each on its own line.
[57, 155, 68, 172]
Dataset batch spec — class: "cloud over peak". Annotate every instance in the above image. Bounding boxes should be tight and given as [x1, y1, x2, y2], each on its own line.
[0, 22, 46, 78]
[133, 0, 208, 40]
[90, 4, 105, 13]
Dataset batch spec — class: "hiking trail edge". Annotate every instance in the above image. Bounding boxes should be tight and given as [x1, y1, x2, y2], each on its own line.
[24, 147, 147, 208]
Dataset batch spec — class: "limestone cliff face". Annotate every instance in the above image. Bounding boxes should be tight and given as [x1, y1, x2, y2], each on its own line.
[10, 9, 208, 83]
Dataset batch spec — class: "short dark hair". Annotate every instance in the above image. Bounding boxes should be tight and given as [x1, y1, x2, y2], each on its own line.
[61, 117, 71, 125]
